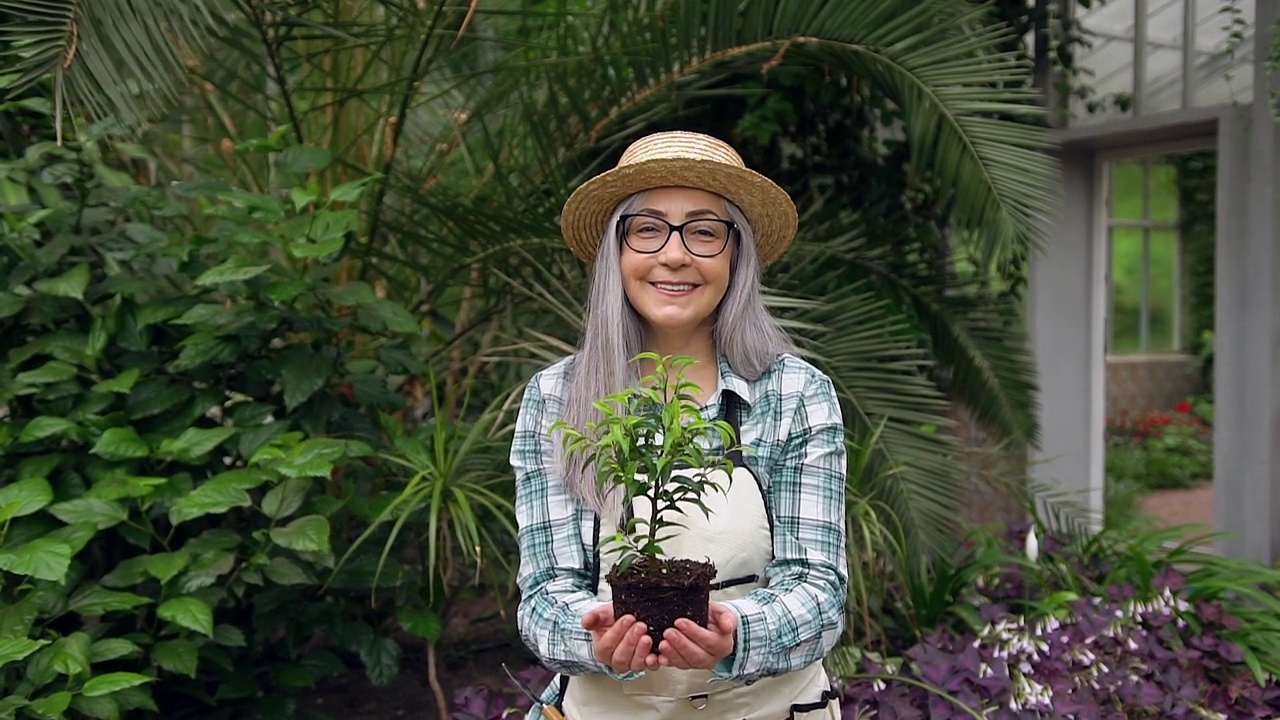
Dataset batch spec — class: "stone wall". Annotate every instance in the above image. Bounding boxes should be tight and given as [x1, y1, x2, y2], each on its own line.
[1105, 354, 1204, 416]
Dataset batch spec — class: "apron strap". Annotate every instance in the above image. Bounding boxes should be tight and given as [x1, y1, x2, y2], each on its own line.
[721, 390, 745, 465]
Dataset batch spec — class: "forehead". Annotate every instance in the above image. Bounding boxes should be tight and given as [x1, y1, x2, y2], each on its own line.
[636, 186, 728, 214]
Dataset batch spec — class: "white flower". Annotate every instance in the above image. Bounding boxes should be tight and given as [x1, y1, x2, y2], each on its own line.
[1025, 526, 1040, 562]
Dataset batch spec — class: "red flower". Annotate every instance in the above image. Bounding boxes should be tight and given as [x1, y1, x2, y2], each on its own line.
[1173, 401, 1193, 414]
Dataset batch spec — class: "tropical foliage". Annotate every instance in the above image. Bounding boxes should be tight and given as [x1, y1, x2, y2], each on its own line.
[17, 0, 1273, 718]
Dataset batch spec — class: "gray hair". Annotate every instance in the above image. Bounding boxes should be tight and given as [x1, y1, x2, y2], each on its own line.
[557, 191, 795, 520]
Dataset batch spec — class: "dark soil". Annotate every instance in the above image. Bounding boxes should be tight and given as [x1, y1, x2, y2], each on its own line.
[607, 557, 716, 647]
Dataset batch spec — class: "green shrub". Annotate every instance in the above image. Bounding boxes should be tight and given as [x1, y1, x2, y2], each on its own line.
[0, 135, 427, 718]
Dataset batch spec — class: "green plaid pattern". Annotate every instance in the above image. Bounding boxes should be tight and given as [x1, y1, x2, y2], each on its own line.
[511, 352, 848, 689]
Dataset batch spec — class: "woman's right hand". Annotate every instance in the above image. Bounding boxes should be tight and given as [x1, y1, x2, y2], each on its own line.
[582, 604, 659, 674]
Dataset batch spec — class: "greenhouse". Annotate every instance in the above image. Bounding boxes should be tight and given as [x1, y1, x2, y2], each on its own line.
[1030, 0, 1279, 561]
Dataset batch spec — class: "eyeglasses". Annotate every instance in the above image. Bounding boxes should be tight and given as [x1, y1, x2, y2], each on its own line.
[618, 213, 736, 257]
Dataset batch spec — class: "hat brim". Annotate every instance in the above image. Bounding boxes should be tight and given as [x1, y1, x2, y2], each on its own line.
[560, 157, 798, 266]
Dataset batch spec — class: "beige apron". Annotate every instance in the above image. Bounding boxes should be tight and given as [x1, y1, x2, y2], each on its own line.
[554, 393, 840, 720]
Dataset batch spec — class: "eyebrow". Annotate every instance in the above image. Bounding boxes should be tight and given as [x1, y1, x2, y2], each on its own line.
[635, 207, 723, 219]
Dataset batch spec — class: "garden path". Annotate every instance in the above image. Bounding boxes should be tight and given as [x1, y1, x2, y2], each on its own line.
[1139, 484, 1216, 544]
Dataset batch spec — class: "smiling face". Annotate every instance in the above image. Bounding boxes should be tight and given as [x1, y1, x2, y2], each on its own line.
[618, 186, 736, 340]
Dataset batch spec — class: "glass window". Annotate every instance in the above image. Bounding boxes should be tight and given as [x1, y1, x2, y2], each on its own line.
[1105, 158, 1185, 354]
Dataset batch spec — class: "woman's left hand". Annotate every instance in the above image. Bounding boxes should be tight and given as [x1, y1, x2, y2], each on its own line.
[656, 602, 737, 670]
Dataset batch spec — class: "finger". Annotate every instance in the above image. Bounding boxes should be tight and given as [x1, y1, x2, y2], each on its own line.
[673, 617, 724, 650]
[611, 621, 646, 671]
[708, 603, 738, 632]
[594, 614, 633, 666]
[659, 630, 694, 669]
[582, 604, 615, 632]
[664, 624, 716, 668]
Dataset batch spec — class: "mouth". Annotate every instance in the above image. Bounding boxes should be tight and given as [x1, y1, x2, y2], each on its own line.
[650, 281, 700, 296]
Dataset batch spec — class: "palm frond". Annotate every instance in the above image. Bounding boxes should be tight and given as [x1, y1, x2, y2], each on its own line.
[492, 0, 1056, 270]
[0, 0, 222, 139]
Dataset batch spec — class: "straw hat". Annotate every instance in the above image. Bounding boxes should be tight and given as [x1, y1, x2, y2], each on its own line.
[560, 131, 798, 266]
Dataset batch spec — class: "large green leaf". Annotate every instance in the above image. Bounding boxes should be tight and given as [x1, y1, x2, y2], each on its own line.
[269, 515, 330, 554]
[0, 637, 49, 669]
[80, 672, 154, 697]
[46, 498, 128, 530]
[90, 427, 151, 461]
[155, 597, 214, 637]
[0, 538, 73, 582]
[0, 477, 54, 521]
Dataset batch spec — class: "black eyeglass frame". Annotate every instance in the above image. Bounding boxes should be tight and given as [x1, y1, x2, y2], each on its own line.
[616, 213, 738, 258]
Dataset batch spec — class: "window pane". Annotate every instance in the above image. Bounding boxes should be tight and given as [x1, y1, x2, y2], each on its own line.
[1110, 226, 1144, 353]
[1110, 162, 1144, 220]
[1149, 161, 1179, 222]
[1147, 229, 1180, 351]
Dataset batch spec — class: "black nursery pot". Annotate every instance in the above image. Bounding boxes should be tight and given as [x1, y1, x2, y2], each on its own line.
[607, 557, 717, 648]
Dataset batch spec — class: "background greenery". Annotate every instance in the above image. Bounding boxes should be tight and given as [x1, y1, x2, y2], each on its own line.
[1, 1, 1275, 719]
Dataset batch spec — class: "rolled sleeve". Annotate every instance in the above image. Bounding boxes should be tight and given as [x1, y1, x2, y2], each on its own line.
[715, 371, 848, 683]
[512, 371, 638, 682]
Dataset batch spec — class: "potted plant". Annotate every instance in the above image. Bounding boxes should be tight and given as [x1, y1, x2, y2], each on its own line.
[553, 353, 744, 647]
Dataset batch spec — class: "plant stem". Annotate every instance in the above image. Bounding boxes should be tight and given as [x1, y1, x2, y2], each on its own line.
[426, 640, 448, 720]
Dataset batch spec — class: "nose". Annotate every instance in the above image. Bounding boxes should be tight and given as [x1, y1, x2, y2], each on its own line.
[656, 226, 692, 267]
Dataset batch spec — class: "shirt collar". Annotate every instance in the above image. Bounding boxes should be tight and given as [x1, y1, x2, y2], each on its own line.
[716, 353, 754, 408]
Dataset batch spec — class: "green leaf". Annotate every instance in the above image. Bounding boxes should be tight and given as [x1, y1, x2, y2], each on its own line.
[289, 186, 319, 211]
[156, 597, 214, 637]
[152, 639, 199, 678]
[89, 638, 143, 664]
[213, 624, 247, 647]
[268, 515, 330, 554]
[93, 368, 141, 394]
[67, 586, 152, 616]
[86, 315, 110, 361]
[278, 346, 330, 412]
[27, 691, 71, 717]
[18, 416, 79, 444]
[168, 483, 252, 526]
[262, 556, 312, 585]
[156, 426, 236, 464]
[171, 303, 233, 326]
[14, 360, 77, 384]
[323, 282, 378, 306]
[288, 236, 345, 258]
[0, 637, 49, 668]
[0, 292, 26, 319]
[70, 693, 120, 720]
[359, 636, 401, 687]
[279, 145, 332, 174]
[176, 551, 236, 593]
[359, 300, 420, 334]
[47, 498, 128, 529]
[144, 551, 192, 585]
[51, 633, 92, 676]
[261, 478, 309, 520]
[328, 176, 379, 204]
[81, 672, 154, 697]
[0, 538, 72, 582]
[0, 477, 54, 521]
[90, 427, 150, 461]
[32, 263, 91, 301]
[86, 475, 167, 501]
[193, 261, 273, 287]
[396, 607, 444, 643]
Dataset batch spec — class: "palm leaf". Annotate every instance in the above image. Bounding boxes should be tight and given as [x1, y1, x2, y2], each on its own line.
[492, 0, 1057, 270]
[0, 0, 222, 139]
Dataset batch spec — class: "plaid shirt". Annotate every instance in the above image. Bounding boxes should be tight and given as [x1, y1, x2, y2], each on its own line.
[511, 352, 848, 689]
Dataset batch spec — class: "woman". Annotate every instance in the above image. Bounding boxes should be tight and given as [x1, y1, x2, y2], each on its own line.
[511, 131, 848, 719]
